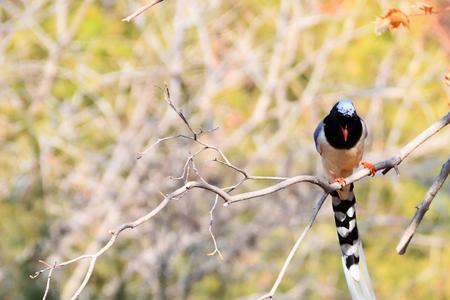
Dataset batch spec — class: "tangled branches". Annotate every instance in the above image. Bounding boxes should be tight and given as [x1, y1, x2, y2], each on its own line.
[30, 86, 450, 299]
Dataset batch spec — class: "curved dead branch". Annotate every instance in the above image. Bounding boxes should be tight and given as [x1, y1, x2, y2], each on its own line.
[31, 111, 450, 299]
[396, 157, 450, 255]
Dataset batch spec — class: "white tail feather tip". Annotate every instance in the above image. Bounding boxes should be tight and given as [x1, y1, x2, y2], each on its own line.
[349, 264, 361, 282]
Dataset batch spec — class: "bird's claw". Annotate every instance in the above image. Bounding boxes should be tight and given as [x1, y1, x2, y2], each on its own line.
[334, 177, 346, 188]
[361, 161, 376, 176]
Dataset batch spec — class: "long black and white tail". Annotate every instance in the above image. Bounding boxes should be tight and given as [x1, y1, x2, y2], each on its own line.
[331, 183, 376, 300]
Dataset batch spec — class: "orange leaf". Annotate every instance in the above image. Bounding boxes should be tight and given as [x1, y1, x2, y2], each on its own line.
[418, 3, 436, 15]
[383, 8, 410, 29]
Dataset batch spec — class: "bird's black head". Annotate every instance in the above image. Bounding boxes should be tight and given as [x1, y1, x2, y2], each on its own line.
[323, 99, 363, 149]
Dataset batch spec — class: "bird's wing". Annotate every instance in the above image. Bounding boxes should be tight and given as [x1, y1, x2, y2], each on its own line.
[361, 118, 368, 139]
[313, 121, 324, 155]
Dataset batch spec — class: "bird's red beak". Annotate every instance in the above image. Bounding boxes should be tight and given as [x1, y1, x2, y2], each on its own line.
[341, 125, 348, 142]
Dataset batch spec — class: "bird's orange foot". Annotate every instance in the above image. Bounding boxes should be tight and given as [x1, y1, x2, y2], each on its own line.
[334, 177, 346, 187]
[361, 161, 376, 176]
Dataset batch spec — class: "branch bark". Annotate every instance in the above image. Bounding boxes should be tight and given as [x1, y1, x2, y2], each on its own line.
[396, 157, 450, 255]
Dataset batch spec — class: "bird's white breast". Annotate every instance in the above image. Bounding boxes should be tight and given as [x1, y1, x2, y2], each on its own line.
[316, 129, 366, 180]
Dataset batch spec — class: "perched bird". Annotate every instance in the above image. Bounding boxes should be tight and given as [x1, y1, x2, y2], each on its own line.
[314, 99, 377, 300]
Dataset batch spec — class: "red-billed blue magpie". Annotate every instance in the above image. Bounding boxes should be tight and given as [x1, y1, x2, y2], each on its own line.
[314, 99, 376, 300]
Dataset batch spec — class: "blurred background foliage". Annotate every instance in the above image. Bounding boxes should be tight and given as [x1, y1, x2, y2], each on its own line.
[0, 0, 449, 299]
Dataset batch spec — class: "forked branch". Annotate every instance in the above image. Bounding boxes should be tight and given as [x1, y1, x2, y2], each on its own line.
[31, 109, 450, 299]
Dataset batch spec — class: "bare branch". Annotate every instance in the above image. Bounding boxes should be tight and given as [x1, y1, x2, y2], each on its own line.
[396, 158, 450, 255]
[212, 157, 249, 178]
[213, 158, 287, 181]
[31, 109, 449, 298]
[256, 193, 329, 300]
[206, 195, 223, 260]
[42, 261, 56, 300]
[228, 113, 450, 205]
[122, 0, 166, 23]
[137, 134, 186, 160]
[382, 112, 450, 174]
[169, 147, 206, 181]
[31, 195, 171, 299]
[162, 85, 218, 140]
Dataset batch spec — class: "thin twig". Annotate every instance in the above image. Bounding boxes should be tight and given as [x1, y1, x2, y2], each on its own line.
[256, 193, 329, 300]
[169, 147, 206, 181]
[122, 0, 166, 22]
[31, 195, 171, 299]
[137, 134, 186, 159]
[162, 85, 218, 139]
[206, 195, 223, 259]
[396, 158, 450, 255]
[42, 261, 57, 300]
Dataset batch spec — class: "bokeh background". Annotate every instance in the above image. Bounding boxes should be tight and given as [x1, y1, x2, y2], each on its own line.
[1, 0, 449, 299]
